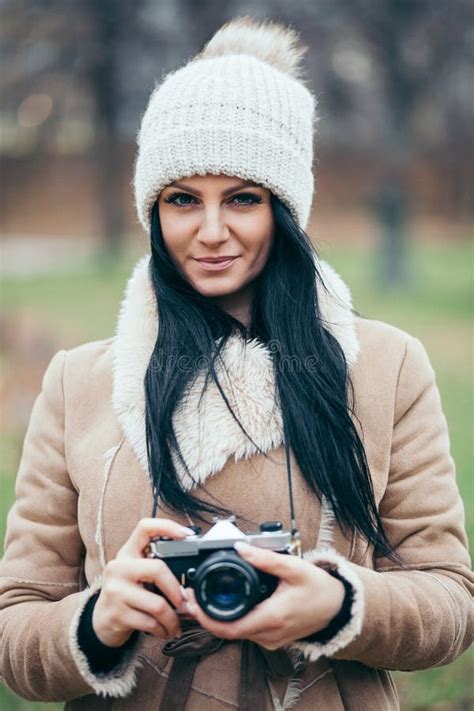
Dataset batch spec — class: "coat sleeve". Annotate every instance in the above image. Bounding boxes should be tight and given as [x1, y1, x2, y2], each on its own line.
[292, 335, 473, 668]
[0, 350, 143, 702]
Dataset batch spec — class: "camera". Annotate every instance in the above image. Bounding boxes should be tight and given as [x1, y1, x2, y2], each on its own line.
[145, 517, 293, 621]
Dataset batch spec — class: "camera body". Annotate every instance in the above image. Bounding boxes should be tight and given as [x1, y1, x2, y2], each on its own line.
[146, 518, 292, 621]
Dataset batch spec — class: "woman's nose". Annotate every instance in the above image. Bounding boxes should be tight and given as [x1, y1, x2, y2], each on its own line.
[196, 206, 230, 246]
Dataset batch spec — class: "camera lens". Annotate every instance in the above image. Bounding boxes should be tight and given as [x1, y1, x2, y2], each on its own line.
[194, 551, 259, 621]
[206, 569, 246, 608]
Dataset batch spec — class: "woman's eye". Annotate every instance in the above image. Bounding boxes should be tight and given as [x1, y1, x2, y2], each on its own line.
[163, 192, 262, 208]
[164, 192, 196, 207]
[230, 193, 262, 206]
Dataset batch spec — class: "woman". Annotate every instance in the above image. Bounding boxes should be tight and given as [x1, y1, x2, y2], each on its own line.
[0, 16, 472, 711]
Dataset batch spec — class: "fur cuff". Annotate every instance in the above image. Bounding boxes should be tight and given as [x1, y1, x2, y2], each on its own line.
[289, 548, 364, 662]
[68, 575, 145, 697]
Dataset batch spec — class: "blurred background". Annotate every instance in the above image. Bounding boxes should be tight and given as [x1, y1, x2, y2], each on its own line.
[0, 1, 472, 708]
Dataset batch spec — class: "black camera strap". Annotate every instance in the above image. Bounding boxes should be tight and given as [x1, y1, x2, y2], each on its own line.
[282, 415, 302, 556]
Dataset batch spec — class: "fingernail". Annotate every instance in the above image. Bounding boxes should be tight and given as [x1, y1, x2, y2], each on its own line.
[180, 586, 189, 601]
[234, 541, 251, 553]
[180, 527, 195, 535]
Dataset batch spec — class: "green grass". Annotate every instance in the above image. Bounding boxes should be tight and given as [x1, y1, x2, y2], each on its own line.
[0, 240, 472, 709]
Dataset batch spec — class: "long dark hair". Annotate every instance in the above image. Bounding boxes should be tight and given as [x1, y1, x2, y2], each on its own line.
[144, 195, 395, 559]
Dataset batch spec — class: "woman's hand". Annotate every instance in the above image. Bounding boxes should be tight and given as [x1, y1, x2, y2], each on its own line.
[92, 518, 194, 647]
[185, 541, 346, 650]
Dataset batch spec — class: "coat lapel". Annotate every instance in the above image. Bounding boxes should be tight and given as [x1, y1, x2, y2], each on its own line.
[112, 254, 359, 486]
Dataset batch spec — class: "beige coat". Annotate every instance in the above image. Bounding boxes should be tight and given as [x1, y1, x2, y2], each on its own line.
[1, 255, 472, 710]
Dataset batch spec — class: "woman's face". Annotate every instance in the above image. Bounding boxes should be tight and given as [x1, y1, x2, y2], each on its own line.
[157, 174, 274, 301]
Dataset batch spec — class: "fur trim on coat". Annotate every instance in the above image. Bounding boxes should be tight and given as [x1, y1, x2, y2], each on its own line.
[112, 254, 359, 487]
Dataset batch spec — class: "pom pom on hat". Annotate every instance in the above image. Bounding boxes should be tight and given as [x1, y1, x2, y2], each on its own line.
[133, 16, 317, 233]
[195, 15, 309, 81]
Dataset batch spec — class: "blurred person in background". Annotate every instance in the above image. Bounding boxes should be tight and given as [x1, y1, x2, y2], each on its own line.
[1, 15, 472, 711]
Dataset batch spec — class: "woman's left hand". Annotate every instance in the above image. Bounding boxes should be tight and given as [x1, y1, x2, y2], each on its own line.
[184, 541, 346, 650]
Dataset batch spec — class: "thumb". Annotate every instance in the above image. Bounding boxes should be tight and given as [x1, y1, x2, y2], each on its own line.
[234, 541, 300, 582]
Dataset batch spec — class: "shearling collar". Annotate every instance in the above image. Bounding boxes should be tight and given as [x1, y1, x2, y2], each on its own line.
[112, 254, 359, 485]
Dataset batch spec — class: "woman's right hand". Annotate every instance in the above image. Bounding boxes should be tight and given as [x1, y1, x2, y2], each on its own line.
[92, 517, 194, 647]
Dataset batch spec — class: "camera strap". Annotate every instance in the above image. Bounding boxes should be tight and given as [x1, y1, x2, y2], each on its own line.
[282, 415, 302, 557]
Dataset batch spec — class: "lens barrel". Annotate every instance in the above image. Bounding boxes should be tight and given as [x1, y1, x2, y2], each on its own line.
[194, 550, 260, 621]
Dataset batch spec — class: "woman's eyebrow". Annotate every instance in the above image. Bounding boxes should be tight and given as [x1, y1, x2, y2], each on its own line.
[168, 180, 261, 197]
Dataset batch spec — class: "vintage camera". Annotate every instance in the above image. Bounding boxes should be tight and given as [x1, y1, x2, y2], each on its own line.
[146, 517, 293, 621]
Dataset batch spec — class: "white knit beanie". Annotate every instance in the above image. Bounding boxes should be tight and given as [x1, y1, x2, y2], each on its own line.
[133, 16, 318, 233]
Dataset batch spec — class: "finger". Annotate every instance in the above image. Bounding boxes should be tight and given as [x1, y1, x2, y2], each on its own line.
[123, 585, 181, 638]
[119, 557, 187, 610]
[118, 518, 194, 558]
[122, 606, 168, 639]
[185, 587, 279, 641]
[234, 542, 301, 582]
[184, 588, 236, 637]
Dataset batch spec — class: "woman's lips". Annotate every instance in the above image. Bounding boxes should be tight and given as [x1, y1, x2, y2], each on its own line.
[195, 257, 239, 271]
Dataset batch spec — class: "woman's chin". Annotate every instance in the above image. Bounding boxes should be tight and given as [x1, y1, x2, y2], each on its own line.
[189, 276, 244, 299]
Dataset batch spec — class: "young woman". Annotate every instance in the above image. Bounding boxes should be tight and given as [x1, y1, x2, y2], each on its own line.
[1, 16, 472, 711]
